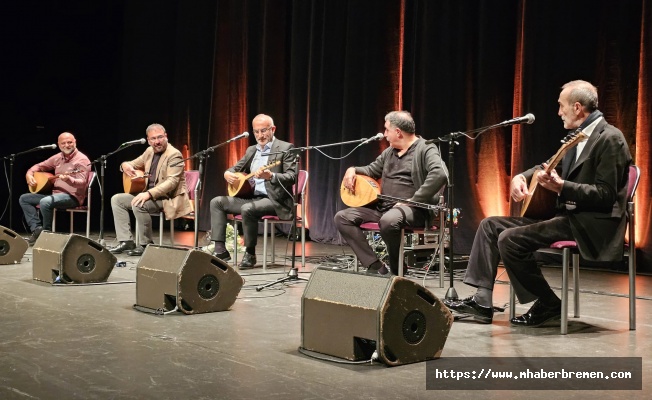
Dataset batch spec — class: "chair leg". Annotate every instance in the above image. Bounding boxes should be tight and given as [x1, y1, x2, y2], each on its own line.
[270, 223, 276, 264]
[301, 223, 306, 268]
[398, 228, 405, 277]
[52, 209, 57, 233]
[572, 252, 580, 318]
[628, 202, 636, 330]
[439, 207, 446, 288]
[69, 211, 74, 234]
[263, 220, 269, 271]
[232, 220, 238, 267]
[438, 232, 445, 288]
[159, 213, 164, 245]
[629, 248, 636, 331]
[509, 284, 516, 320]
[170, 218, 175, 246]
[86, 203, 91, 239]
[561, 248, 570, 335]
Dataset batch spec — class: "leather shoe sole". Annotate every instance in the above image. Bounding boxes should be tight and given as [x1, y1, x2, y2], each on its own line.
[126, 246, 145, 257]
[109, 241, 136, 254]
[239, 254, 257, 270]
[510, 301, 562, 327]
[212, 251, 231, 262]
[445, 296, 493, 324]
[510, 311, 561, 327]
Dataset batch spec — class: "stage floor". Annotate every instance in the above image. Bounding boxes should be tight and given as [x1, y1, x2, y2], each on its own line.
[1, 231, 650, 399]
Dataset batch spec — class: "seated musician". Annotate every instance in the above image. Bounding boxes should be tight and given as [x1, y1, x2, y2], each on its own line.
[108, 123, 192, 256]
[209, 114, 297, 269]
[20, 132, 91, 245]
[445, 80, 632, 326]
[335, 110, 448, 276]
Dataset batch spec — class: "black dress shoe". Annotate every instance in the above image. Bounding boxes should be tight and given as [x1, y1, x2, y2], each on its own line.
[239, 253, 257, 270]
[445, 296, 493, 324]
[25, 227, 43, 246]
[126, 245, 146, 257]
[510, 299, 562, 327]
[365, 263, 390, 276]
[212, 250, 231, 262]
[108, 241, 136, 254]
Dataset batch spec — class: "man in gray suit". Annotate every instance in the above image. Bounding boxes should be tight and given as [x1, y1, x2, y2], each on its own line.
[446, 80, 632, 327]
[209, 114, 297, 269]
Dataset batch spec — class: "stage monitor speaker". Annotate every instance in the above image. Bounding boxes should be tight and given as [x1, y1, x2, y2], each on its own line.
[135, 245, 244, 314]
[33, 231, 116, 283]
[301, 268, 453, 366]
[0, 226, 29, 265]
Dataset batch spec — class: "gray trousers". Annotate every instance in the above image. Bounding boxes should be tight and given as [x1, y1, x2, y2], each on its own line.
[334, 205, 429, 275]
[210, 196, 277, 250]
[111, 193, 163, 245]
[464, 215, 574, 304]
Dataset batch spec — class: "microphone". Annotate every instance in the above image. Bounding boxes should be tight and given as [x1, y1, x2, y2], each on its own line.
[498, 113, 535, 127]
[121, 138, 147, 146]
[360, 133, 384, 145]
[37, 144, 58, 150]
[226, 132, 250, 143]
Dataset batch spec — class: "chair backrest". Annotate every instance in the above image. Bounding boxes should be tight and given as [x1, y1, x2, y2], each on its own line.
[294, 170, 309, 204]
[184, 170, 200, 200]
[627, 165, 640, 202]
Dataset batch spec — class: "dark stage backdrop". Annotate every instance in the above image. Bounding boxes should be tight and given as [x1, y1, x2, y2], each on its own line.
[2, 0, 651, 271]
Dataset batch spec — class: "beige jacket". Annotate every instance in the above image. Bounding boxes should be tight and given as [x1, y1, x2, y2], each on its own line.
[128, 143, 192, 220]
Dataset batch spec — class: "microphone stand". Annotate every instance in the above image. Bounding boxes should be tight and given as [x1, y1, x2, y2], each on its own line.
[172, 138, 243, 248]
[256, 136, 378, 292]
[428, 118, 531, 301]
[2, 145, 57, 230]
[91, 142, 145, 246]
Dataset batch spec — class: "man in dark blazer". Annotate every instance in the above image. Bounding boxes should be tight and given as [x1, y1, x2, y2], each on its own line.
[446, 80, 632, 326]
[209, 114, 296, 269]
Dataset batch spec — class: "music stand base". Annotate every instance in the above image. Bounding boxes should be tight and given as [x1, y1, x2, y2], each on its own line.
[445, 286, 459, 301]
[256, 267, 309, 291]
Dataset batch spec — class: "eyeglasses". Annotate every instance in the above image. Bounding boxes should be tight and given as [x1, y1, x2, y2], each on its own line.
[253, 127, 272, 135]
[148, 135, 166, 143]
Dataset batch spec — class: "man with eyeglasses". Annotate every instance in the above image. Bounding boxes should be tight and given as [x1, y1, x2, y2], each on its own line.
[209, 114, 296, 269]
[108, 123, 192, 256]
[20, 132, 91, 245]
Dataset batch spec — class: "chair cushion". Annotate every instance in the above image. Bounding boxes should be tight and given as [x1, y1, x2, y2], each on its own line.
[549, 240, 578, 249]
[360, 222, 439, 231]
[261, 216, 302, 222]
[360, 222, 380, 230]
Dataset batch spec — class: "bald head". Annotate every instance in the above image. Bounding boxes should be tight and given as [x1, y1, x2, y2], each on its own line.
[57, 132, 77, 155]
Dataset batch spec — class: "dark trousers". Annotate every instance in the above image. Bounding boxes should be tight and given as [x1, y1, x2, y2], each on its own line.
[464, 215, 574, 304]
[334, 205, 429, 275]
[210, 196, 277, 251]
